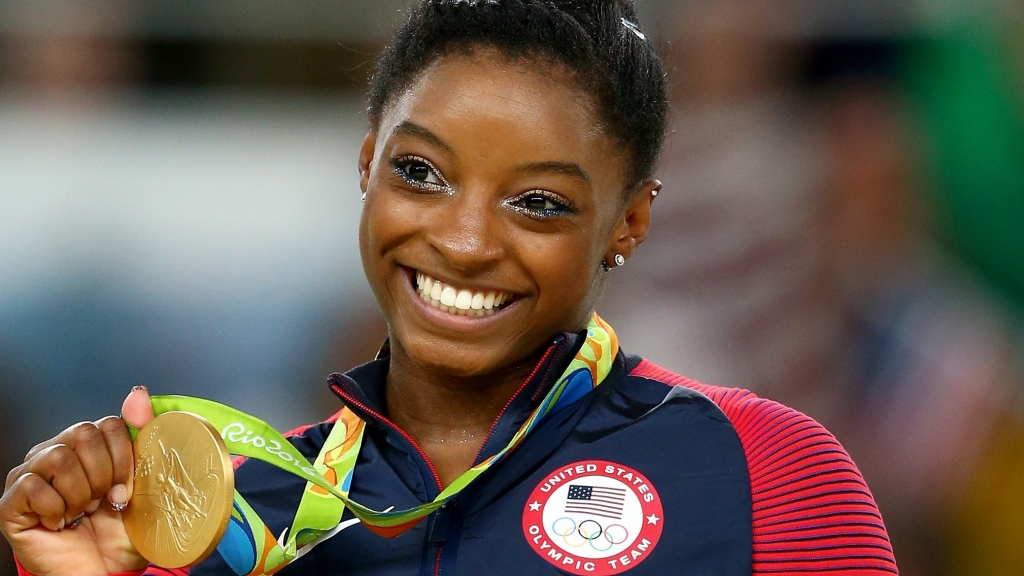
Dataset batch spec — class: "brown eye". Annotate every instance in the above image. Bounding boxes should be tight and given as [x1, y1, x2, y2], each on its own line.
[393, 156, 446, 188]
[404, 162, 434, 182]
[508, 191, 572, 217]
[521, 194, 557, 211]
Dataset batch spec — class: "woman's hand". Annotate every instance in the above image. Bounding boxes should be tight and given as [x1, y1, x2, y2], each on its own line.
[0, 388, 155, 576]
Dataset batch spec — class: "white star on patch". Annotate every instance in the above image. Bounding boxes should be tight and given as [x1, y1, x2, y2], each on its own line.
[529, 501, 542, 512]
[646, 513, 660, 525]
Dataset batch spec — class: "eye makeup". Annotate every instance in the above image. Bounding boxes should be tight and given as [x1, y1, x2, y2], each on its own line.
[505, 189, 577, 219]
[391, 155, 452, 193]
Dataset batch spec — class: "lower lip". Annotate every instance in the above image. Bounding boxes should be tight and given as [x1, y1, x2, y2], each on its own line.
[399, 268, 519, 331]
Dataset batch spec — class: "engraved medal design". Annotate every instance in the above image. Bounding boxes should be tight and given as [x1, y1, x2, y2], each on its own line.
[123, 412, 235, 568]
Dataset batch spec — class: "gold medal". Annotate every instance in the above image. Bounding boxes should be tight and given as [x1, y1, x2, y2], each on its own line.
[123, 412, 235, 568]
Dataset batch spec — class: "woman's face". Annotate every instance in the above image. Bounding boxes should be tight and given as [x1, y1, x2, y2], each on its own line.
[359, 50, 654, 378]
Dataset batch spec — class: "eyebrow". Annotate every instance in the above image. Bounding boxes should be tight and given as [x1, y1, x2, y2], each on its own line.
[389, 121, 454, 154]
[390, 120, 591, 185]
[515, 161, 591, 185]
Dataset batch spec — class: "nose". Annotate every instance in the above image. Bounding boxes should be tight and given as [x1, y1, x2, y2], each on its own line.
[426, 189, 505, 273]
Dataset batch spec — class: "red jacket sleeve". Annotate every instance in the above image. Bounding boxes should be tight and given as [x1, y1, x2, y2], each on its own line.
[632, 359, 899, 575]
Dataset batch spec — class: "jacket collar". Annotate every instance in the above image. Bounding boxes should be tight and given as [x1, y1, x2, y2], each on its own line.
[327, 328, 587, 465]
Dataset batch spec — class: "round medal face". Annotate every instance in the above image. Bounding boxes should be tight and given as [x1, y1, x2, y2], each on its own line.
[123, 411, 235, 568]
[522, 460, 664, 575]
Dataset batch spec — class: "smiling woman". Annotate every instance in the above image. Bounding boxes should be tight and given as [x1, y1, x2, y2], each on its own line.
[0, 1, 898, 576]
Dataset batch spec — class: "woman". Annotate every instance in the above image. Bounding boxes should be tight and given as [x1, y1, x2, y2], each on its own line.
[0, 1, 898, 575]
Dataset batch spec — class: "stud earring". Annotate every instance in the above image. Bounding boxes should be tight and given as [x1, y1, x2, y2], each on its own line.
[361, 192, 367, 203]
[651, 189, 659, 198]
[602, 254, 626, 271]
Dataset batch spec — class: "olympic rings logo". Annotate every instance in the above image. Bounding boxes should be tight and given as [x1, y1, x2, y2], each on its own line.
[550, 517, 629, 552]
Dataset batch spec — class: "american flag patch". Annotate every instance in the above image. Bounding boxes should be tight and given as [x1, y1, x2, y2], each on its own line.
[564, 484, 627, 519]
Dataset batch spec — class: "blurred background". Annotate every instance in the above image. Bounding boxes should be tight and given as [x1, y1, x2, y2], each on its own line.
[1, 0, 1022, 574]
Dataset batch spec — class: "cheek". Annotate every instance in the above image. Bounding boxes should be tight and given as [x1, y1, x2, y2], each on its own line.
[519, 233, 597, 303]
[362, 190, 421, 257]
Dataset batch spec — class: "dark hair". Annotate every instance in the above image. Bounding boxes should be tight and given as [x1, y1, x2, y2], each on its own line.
[367, 0, 668, 188]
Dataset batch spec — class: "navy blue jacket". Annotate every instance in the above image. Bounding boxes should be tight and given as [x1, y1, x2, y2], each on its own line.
[138, 329, 896, 576]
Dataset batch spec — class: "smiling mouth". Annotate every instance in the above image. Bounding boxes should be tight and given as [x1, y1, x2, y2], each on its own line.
[413, 270, 515, 317]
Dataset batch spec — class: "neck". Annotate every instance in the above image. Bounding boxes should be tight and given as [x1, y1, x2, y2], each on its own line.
[384, 343, 544, 488]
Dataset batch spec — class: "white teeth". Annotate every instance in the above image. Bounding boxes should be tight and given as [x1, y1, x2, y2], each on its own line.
[455, 290, 473, 310]
[440, 286, 457, 307]
[413, 271, 513, 318]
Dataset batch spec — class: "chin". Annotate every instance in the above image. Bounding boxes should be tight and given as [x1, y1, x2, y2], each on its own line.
[400, 332, 517, 379]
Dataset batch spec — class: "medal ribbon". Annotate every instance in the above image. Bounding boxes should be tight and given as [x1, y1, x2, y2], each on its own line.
[135, 314, 618, 575]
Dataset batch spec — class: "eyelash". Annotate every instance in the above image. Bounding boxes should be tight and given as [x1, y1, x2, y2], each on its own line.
[390, 155, 574, 219]
[506, 190, 576, 219]
[391, 155, 451, 193]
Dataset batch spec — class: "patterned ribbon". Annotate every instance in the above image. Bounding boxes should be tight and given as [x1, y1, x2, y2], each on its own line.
[137, 313, 618, 575]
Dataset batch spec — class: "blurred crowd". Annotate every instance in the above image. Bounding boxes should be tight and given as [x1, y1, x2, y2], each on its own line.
[2, 1, 1024, 575]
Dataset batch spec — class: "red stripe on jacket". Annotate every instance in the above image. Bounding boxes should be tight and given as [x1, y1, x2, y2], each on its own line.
[630, 359, 899, 574]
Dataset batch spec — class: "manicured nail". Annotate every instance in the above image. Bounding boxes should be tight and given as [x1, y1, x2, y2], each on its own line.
[110, 484, 128, 508]
[131, 385, 148, 393]
[112, 500, 127, 512]
[67, 513, 85, 530]
[56, 517, 65, 531]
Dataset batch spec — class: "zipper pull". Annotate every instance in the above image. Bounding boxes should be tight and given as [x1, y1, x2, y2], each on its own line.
[427, 500, 457, 543]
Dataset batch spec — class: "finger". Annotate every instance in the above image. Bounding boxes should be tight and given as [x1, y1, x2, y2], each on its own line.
[121, 386, 154, 431]
[23, 417, 108, 464]
[29, 445, 92, 523]
[23, 436, 60, 465]
[96, 415, 135, 508]
[64, 422, 114, 502]
[5, 462, 28, 491]
[1, 472, 68, 533]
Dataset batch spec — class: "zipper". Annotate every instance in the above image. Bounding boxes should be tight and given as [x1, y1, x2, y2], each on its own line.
[330, 334, 578, 576]
[330, 381, 444, 492]
[469, 342, 558, 466]
[331, 379, 449, 576]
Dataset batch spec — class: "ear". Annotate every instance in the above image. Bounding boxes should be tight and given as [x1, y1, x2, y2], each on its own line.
[358, 131, 376, 194]
[603, 179, 662, 267]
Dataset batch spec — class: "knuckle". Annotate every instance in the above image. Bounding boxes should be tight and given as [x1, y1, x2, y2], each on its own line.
[97, 415, 126, 435]
[4, 471, 37, 501]
[69, 421, 103, 449]
[25, 440, 49, 462]
[46, 444, 78, 473]
[5, 464, 26, 490]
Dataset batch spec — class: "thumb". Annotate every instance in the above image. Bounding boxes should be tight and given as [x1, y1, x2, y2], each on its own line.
[121, 386, 155, 430]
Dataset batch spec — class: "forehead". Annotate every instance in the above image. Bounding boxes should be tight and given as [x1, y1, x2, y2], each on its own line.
[378, 49, 627, 185]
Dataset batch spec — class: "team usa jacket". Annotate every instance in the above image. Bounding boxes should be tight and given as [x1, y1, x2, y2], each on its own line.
[17, 328, 899, 576]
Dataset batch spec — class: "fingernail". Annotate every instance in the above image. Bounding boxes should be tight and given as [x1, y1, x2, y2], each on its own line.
[67, 513, 85, 530]
[56, 517, 65, 531]
[112, 500, 127, 512]
[86, 499, 101, 514]
[131, 385, 148, 393]
[110, 484, 128, 507]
